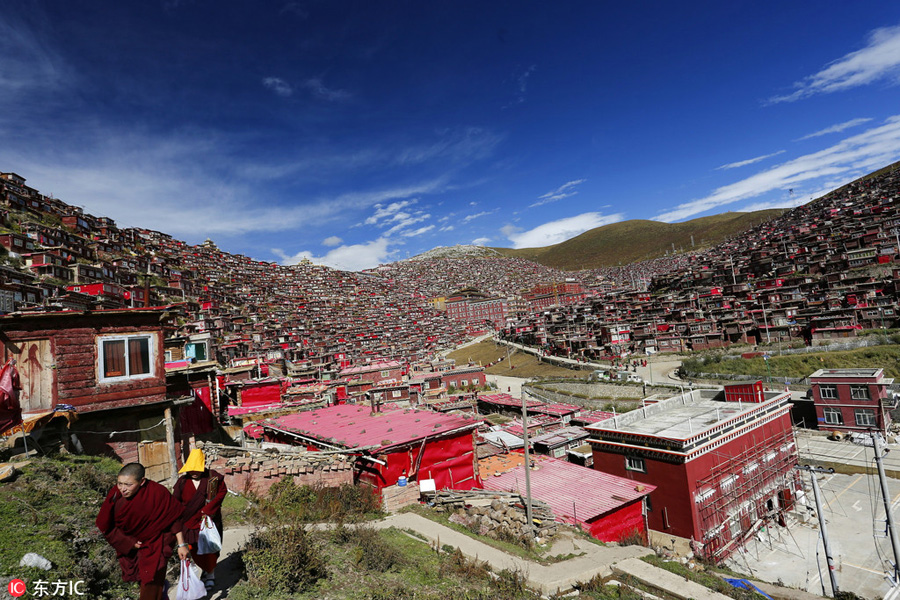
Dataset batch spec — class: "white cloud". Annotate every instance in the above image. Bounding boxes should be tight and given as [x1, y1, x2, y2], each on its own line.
[504, 212, 625, 249]
[769, 24, 900, 103]
[471, 237, 491, 246]
[322, 236, 343, 247]
[500, 224, 521, 237]
[716, 151, 785, 170]
[531, 179, 586, 207]
[401, 225, 434, 237]
[795, 118, 873, 141]
[263, 77, 293, 97]
[273, 237, 393, 271]
[0, 13, 69, 99]
[365, 200, 418, 225]
[461, 209, 496, 223]
[439, 225, 454, 232]
[654, 116, 900, 222]
[300, 78, 351, 102]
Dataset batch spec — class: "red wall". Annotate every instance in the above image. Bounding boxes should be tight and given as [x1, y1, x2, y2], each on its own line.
[356, 431, 480, 491]
[592, 410, 797, 547]
[239, 381, 282, 407]
[587, 499, 645, 543]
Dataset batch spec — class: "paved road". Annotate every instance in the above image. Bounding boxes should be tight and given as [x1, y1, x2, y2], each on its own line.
[726, 471, 900, 600]
[180, 514, 728, 598]
[486, 373, 528, 397]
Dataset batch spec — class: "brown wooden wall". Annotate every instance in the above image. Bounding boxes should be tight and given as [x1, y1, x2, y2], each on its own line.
[0, 313, 166, 413]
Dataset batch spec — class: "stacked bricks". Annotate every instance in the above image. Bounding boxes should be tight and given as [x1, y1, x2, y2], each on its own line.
[198, 441, 354, 496]
[381, 482, 421, 512]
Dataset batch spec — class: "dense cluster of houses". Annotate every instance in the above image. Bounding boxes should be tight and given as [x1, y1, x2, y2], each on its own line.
[500, 167, 900, 357]
[1, 164, 898, 563]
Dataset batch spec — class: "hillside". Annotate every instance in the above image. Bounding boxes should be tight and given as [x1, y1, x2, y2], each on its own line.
[489, 210, 785, 270]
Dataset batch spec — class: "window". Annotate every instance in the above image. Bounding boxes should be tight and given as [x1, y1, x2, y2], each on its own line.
[855, 409, 877, 427]
[819, 385, 838, 399]
[823, 406, 843, 425]
[391, 390, 402, 398]
[381, 370, 391, 378]
[850, 385, 870, 400]
[99, 334, 153, 382]
[184, 342, 207, 361]
[460, 380, 468, 387]
[625, 456, 645, 473]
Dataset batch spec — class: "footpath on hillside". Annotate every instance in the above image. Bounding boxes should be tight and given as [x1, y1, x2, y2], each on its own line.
[190, 513, 737, 599]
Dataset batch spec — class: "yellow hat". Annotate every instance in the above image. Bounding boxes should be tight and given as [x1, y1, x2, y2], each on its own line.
[179, 449, 206, 474]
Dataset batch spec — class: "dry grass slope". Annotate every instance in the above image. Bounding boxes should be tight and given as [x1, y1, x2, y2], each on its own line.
[490, 209, 784, 270]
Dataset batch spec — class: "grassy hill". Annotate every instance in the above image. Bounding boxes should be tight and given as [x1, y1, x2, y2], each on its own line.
[490, 209, 784, 270]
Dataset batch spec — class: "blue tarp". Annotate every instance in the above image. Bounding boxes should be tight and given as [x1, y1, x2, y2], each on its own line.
[724, 578, 774, 600]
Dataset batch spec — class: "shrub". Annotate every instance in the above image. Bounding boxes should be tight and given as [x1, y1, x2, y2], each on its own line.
[242, 525, 327, 593]
[340, 525, 406, 572]
[253, 480, 383, 524]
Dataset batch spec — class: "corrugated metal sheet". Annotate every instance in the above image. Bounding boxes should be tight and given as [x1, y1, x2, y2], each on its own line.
[479, 393, 543, 409]
[482, 455, 655, 521]
[265, 404, 481, 450]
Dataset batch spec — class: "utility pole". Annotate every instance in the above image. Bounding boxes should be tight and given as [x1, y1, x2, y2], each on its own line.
[521, 394, 534, 536]
[797, 465, 838, 597]
[873, 432, 900, 585]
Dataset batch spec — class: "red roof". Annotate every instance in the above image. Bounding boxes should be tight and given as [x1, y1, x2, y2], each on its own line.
[482, 455, 655, 522]
[264, 404, 481, 450]
[478, 393, 542, 409]
[530, 403, 581, 417]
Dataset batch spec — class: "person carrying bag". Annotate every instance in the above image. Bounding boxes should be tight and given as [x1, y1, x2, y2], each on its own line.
[174, 449, 227, 591]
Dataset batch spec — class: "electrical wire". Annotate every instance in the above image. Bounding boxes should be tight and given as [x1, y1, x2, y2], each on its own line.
[73, 418, 167, 438]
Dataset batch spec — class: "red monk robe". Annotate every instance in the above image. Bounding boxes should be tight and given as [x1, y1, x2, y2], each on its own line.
[95, 479, 184, 585]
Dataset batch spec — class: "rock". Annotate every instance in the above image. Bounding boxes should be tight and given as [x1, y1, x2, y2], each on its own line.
[20, 553, 52, 570]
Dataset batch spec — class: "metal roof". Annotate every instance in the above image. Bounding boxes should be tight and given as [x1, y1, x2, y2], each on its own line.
[482, 454, 655, 521]
[264, 404, 481, 450]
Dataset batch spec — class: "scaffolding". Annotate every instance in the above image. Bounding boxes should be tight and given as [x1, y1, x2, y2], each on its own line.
[692, 417, 801, 561]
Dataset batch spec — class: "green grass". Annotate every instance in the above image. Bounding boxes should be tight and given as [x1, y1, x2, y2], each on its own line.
[0, 454, 137, 599]
[682, 345, 900, 380]
[447, 340, 590, 380]
[230, 526, 542, 600]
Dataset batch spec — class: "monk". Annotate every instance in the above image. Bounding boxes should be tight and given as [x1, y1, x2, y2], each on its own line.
[96, 462, 191, 600]
[173, 448, 227, 590]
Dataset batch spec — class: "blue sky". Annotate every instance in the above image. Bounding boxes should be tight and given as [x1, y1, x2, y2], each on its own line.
[3, 2, 900, 270]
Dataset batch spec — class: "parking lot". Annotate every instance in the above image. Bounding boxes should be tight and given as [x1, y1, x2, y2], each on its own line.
[725, 471, 900, 599]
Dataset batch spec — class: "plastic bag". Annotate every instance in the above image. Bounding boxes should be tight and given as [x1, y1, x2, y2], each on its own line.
[176, 559, 206, 600]
[198, 515, 222, 554]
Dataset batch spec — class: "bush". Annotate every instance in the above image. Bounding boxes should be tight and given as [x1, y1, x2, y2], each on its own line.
[334, 524, 405, 572]
[253, 480, 383, 524]
[242, 525, 327, 593]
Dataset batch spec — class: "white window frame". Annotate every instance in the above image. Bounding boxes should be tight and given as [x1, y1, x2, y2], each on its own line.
[819, 385, 838, 399]
[823, 406, 843, 425]
[391, 390, 402, 398]
[855, 409, 877, 427]
[97, 333, 156, 383]
[850, 385, 870, 401]
[625, 456, 646, 473]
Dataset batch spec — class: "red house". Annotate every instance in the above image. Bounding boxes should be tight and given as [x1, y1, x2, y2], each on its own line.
[261, 404, 482, 490]
[809, 368, 894, 434]
[481, 453, 655, 543]
[0, 308, 189, 481]
[587, 388, 799, 562]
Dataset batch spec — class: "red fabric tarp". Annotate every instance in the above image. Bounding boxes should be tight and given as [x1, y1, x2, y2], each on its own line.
[357, 431, 480, 491]
[587, 499, 646, 543]
[179, 386, 214, 435]
[0, 360, 22, 435]
[239, 382, 282, 407]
